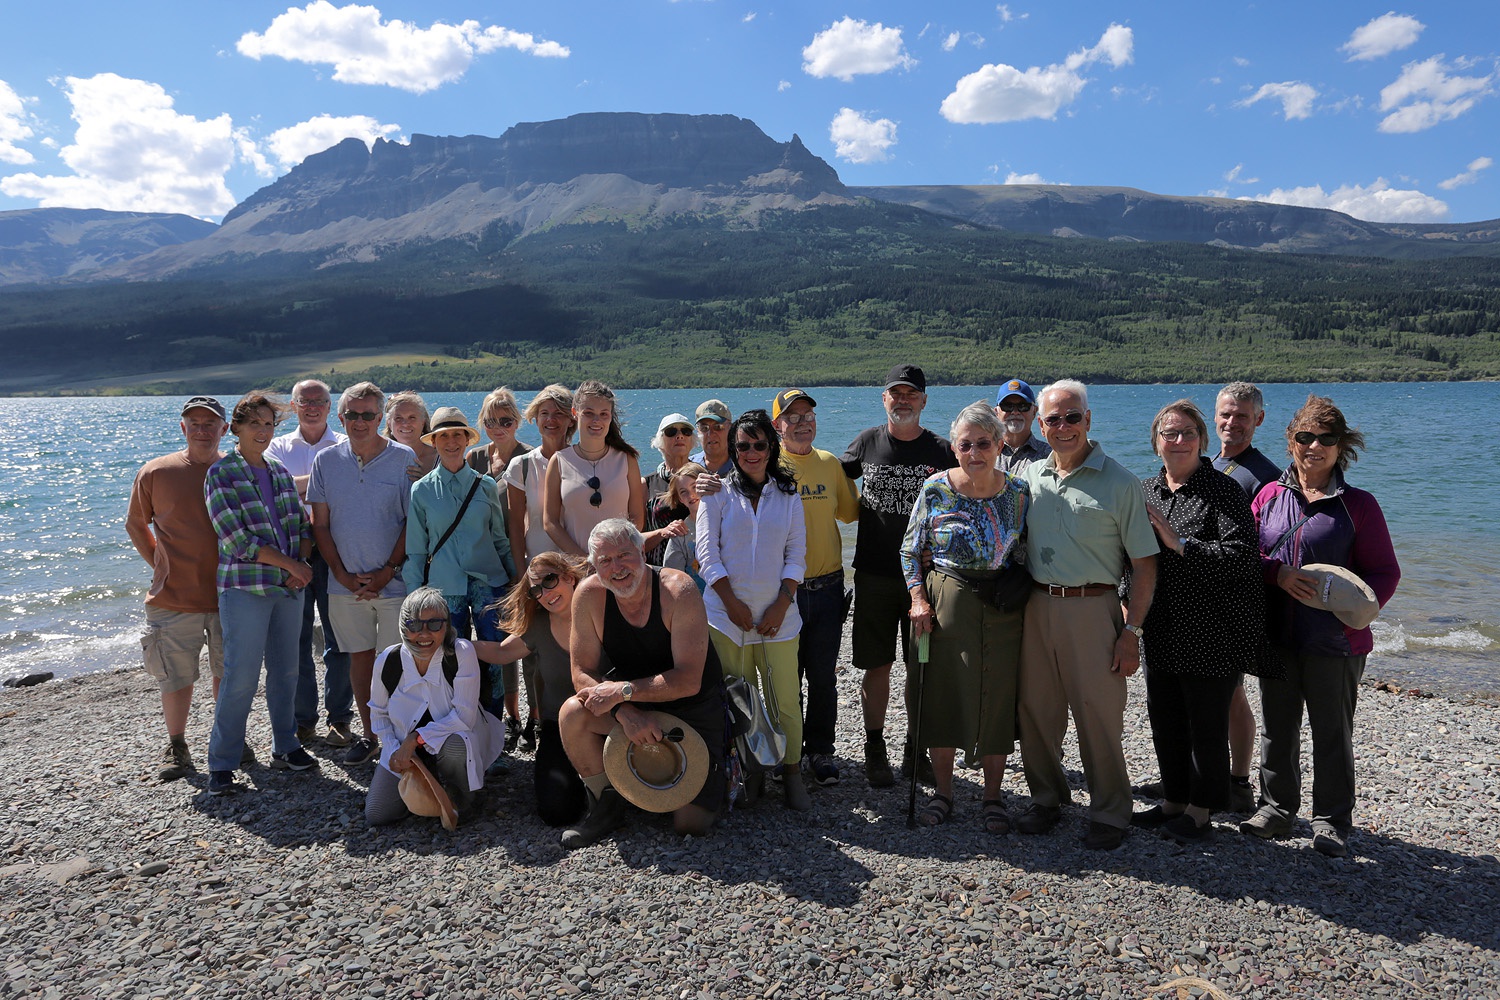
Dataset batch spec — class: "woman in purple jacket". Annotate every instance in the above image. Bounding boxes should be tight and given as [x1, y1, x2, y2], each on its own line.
[1242, 395, 1400, 858]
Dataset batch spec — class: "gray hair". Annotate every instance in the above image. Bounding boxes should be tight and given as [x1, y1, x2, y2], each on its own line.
[291, 379, 331, 402]
[337, 380, 384, 417]
[1218, 381, 1265, 414]
[951, 400, 1004, 443]
[588, 518, 644, 561]
[1041, 379, 1089, 411]
[399, 587, 455, 656]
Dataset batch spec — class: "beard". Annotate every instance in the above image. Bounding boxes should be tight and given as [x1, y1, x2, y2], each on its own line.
[1003, 416, 1028, 435]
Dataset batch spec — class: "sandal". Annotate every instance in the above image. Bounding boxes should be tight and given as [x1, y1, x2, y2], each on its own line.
[918, 793, 953, 827]
[982, 799, 1011, 834]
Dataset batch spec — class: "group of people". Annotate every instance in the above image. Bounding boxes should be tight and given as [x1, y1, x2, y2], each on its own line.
[126, 367, 1399, 859]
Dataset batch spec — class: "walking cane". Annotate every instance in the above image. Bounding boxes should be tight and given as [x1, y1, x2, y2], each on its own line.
[905, 630, 931, 829]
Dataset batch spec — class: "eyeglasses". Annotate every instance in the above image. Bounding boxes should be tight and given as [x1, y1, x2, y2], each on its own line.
[294, 398, 330, 409]
[343, 410, 380, 422]
[484, 417, 517, 430]
[403, 617, 446, 633]
[661, 426, 692, 438]
[955, 438, 996, 453]
[998, 401, 1032, 414]
[1040, 411, 1085, 428]
[1293, 431, 1340, 447]
[586, 475, 603, 508]
[735, 440, 770, 453]
[528, 573, 562, 599]
[1158, 429, 1200, 442]
[779, 411, 815, 426]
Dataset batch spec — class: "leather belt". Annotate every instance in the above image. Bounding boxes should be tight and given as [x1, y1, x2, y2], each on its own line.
[1033, 582, 1115, 598]
[801, 571, 846, 592]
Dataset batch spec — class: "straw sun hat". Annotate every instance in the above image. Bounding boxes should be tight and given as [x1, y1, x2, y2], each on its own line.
[603, 710, 710, 813]
[398, 756, 459, 831]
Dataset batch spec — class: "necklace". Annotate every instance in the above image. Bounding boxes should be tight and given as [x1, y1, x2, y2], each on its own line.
[575, 442, 608, 462]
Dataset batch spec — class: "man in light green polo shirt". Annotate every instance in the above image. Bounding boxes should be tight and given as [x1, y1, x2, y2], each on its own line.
[1014, 379, 1159, 851]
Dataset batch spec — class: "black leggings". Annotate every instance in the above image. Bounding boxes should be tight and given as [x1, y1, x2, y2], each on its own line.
[535, 719, 586, 827]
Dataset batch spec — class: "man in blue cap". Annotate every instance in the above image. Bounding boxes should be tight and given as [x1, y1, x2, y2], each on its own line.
[994, 378, 1051, 476]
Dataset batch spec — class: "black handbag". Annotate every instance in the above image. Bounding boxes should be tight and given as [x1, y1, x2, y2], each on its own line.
[936, 561, 1032, 613]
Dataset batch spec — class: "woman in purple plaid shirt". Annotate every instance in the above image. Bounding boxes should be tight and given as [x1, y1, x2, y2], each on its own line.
[203, 392, 316, 795]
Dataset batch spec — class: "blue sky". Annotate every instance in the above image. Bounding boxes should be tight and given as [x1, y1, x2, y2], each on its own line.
[1, 2, 1496, 224]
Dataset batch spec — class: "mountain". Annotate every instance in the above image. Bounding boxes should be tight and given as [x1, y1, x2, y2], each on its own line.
[849, 184, 1500, 257]
[0, 209, 217, 284]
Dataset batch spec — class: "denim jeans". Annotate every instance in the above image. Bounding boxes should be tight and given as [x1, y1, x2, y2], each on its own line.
[209, 588, 305, 772]
[445, 578, 507, 715]
[294, 552, 353, 727]
[795, 583, 845, 756]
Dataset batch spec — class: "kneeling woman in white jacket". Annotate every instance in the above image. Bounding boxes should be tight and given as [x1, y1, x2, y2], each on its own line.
[365, 587, 504, 826]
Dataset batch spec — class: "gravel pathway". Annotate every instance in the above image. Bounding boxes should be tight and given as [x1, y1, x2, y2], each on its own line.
[2, 640, 1497, 999]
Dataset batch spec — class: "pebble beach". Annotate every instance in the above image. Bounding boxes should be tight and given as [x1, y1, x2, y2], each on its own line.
[2, 638, 1497, 1000]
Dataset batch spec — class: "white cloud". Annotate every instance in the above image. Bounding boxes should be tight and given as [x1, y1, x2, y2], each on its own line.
[802, 17, 916, 82]
[237, 1, 568, 94]
[1378, 56, 1494, 133]
[828, 107, 897, 164]
[1237, 81, 1318, 120]
[0, 79, 36, 165]
[1224, 163, 1260, 184]
[1247, 178, 1448, 223]
[1439, 155, 1494, 190]
[777, 80, 791, 92]
[264, 114, 403, 170]
[1341, 12, 1424, 61]
[743, 12, 756, 23]
[1233, 56, 1251, 68]
[996, 5, 1026, 23]
[1004, 171, 1068, 185]
[940, 23, 1132, 124]
[0, 73, 253, 218]
[942, 32, 960, 53]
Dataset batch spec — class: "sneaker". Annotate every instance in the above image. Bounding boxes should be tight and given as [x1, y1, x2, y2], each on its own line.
[807, 753, 840, 786]
[271, 747, 319, 771]
[324, 722, 353, 748]
[158, 739, 195, 782]
[486, 754, 511, 777]
[1311, 820, 1349, 858]
[1239, 805, 1294, 840]
[207, 770, 241, 796]
[1016, 803, 1062, 835]
[1163, 813, 1215, 845]
[1229, 779, 1256, 814]
[520, 717, 538, 754]
[240, 744, 258, 768]
[296, 723, 319, 744]
[344, 736, 380, 765]
[1082, 821, 1126, 851]
[561, 788, 629, 850]
[864, 733, 895, 788]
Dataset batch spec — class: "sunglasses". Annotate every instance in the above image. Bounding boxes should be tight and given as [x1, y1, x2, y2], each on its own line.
[343, 410, 380, 422]
[1294, 431, 1340, 447]
[956, 438, 996, 453]
[779, 412, 815, 426]
[484, 417, 517, 430]
[735, 440, 770, 453]
[1041, 411, 1085, 428]
[528, 573, 562, 599]
[998, 401, 1031, 414]
[403, 617, 446, 633]
[660, 426, 692, 438]
[586, 475, 603, 507]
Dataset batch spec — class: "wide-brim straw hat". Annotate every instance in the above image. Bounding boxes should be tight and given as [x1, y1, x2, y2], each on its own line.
[603, 710, 710, 813]
[421, 406, 482, 447]
[398, 756, 459, 831]
[1297, 563, 1380, 630]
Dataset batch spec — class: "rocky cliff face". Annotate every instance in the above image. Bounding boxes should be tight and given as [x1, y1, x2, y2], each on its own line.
[0, 209, 216, 284]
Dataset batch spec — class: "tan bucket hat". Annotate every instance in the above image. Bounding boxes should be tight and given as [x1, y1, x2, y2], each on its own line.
[603, 710, 710, 813]
[421, 406, 482, 448]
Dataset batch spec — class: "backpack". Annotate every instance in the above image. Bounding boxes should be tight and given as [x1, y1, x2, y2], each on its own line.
[378, 646, 462, 733]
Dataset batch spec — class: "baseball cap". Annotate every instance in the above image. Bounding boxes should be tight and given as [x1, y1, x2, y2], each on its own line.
[181, 395, 227, 420]
[695, 400, 731, 424]
[771, 388, 816, 421]
[884, 364, 926, 393]
[994, 379, 1036, 406]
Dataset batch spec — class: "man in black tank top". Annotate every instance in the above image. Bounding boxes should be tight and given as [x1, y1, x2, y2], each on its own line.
[558, 519, 726, 849]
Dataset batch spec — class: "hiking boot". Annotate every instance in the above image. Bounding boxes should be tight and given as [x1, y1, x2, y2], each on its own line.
[344, 736, 380, 765]
[240, 744, 258, 768]
[561, 788, 629, 850]
[503, 716, 522, 754]
[807, 753, 840, 786]
[520, 717, 538, 753]
[207, 771, 241, 796]
[1229, 779, 1256, 814]
[159, 739, 195, 782]
[296, 723, 319, 744]
[271, 747, 318, 771]
[324, 722, 353, 748]
[1082, 821, 1126, 851]
[1311, 820, 1349, 858]
[1016, 803, 1062, 835]
[864, 733, 895, 788]
[1239, 805, 1294, 840]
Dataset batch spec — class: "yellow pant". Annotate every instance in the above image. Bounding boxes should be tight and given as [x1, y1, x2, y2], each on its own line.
[710, 628, 803, 765]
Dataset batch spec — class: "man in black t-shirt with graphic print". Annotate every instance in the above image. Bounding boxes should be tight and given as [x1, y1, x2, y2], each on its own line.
[841, 364, 957, 787]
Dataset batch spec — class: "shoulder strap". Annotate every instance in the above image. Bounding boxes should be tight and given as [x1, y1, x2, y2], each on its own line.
[379, 648, 401, 700]
[423, 475, 486, 585]
[443, 647, 459, 687]
[1268, 507, 1315, 562]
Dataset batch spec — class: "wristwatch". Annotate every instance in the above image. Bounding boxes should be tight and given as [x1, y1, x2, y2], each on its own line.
[1124, 623, 1145, 640]
[620, 682, 634, 702]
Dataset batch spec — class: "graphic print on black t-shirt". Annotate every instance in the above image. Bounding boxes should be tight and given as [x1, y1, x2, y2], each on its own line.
[842, 426, 956, 578]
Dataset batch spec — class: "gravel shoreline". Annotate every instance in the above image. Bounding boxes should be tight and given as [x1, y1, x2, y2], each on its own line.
[2, 636, 1497, 999]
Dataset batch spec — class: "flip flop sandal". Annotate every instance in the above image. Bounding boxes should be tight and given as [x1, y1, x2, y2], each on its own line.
[918, 793, 953, 827]
[982, 799, 1011, 834]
